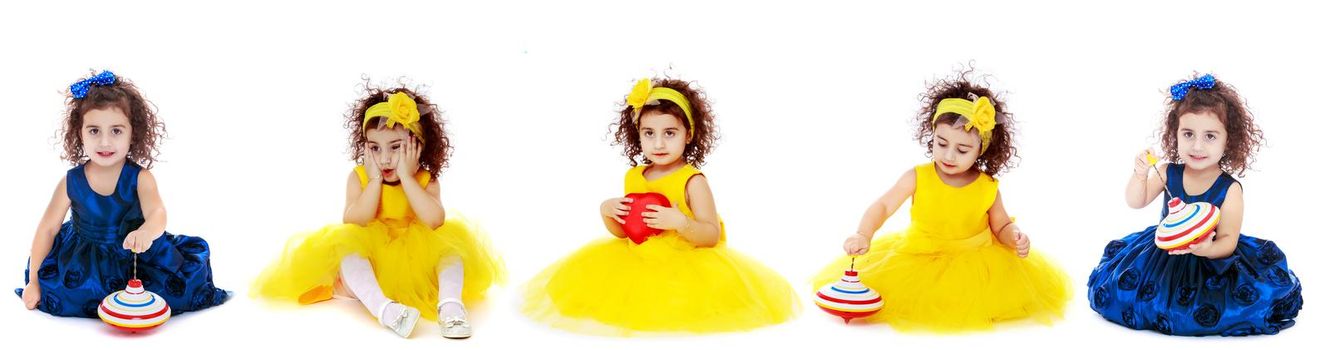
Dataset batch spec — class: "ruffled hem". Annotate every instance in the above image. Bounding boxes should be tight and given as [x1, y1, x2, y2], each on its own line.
[523, 234, 797, 335]
[253, 212, 503, 321]
[814, 229, 1070, 332]
[1088, 227, 1302, 336]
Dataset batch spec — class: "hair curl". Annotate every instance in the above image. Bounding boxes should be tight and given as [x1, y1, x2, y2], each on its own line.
[913, 69, 1018, 176]
[611, 78, 718, 167]
[60, 72, 166, 168]
[344, 81, 451, 179]
[1160, 74, 1263, 177]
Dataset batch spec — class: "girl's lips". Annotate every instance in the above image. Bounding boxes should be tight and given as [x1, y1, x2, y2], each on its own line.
[95, 151, 115, 157]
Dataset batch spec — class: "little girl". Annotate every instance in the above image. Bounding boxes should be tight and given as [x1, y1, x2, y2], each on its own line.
[1088, 74, 1302, 336]
[816, 73, 1069, 331]
[522, 77, 797, 335]
[17, 70, 229, 319]
[253, 85, 503, 339]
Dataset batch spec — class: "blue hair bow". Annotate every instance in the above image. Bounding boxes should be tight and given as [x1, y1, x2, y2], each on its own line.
[1169, 74, 1215, 101]
[70, 71, 116, 99]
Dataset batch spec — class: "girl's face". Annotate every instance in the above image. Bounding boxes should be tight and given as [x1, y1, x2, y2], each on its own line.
[638, 110, 689, 166]
[81, 107, 132, 168]
[930, 120, 982, 176]
[1176, 111, 1227, 171]
[365, 125, 411, 182]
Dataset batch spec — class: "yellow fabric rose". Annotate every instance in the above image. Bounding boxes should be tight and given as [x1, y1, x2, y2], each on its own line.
[966, 96, 996, 133]
[627, 78, 652, 114]
[363, 92, 424, 136]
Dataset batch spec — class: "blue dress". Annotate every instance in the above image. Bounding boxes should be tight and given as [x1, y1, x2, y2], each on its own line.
[1088, 163, 1302, 336]
[15, 162, 228, 318]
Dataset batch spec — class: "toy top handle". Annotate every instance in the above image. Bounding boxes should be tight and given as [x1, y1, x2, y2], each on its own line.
[1146, 151, 1173, 200]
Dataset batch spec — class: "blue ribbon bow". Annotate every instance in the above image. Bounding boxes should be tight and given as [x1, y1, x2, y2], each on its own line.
[1169, 74, 1215, 101]
[70, 71, 117, 99]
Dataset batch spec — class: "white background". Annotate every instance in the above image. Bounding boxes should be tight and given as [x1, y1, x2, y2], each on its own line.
[1, 0, 1324, 348]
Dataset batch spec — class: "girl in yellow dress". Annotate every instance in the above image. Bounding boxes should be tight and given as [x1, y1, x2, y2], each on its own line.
[815, 72, 1070, 331]
[253, 85, 502, 339]
[523, 77, 797, 335]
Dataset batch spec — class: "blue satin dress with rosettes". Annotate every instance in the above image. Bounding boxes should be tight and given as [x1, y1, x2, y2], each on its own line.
[1088, 163, 1302, 336]
[15, 162, 228, 317]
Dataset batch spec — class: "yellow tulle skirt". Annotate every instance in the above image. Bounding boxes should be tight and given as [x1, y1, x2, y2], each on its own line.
[253, 213, 503, 321]
[524, 233, 798, 335]
[814, 228, 1069, 332]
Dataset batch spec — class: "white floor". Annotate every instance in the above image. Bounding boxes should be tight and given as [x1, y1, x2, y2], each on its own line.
[4, 267, 1316, 350]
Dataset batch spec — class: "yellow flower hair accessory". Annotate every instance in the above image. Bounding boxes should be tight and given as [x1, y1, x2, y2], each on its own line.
[363, 92, 423, 137]
[626, 78, 695, 140]
[932, 95, 998, 153]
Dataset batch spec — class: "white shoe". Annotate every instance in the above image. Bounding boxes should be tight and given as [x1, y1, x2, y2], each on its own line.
[440, 317, 472, 339]
[379, 301, 420, 338]
[438, 298, 472, 339]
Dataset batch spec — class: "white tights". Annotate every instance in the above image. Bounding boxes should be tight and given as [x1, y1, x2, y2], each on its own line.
[338, 255, 467, 321]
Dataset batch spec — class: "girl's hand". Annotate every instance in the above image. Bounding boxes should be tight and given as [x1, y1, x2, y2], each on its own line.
[21, 281, 40, 309]
[642, 204, 688, 230]
[1134, 149, 1156, 180]
[844, 233, 871, 256]
[1169, 235, 1215, 256]
[363, 144, 383, 182]
[1011, 229, 1030, 258]
[122, 229, 158, 253]
[601, 197, 632, 224]
[397, 135, 421, 179]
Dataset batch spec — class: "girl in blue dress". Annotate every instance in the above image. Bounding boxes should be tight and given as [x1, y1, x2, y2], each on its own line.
[1088, 74, 1302, 336]
[16, 71, 228, 318]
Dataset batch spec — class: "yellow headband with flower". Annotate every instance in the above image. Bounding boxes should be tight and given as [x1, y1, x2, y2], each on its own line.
[932, 95, 998, 154]
[363, 92, 424, 137]
[626, 78, 694, 140]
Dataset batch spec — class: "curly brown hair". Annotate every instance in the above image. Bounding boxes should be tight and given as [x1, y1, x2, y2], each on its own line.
[60, 72, 166, 168]
[611, 78, 718, 167]
[344, 82, 452, 179]
[1159, 74, 1264, 177]
[913, 70, 1018, 176]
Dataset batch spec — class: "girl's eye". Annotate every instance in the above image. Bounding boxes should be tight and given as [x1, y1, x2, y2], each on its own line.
[370, 146, 380, 152]
[665, 130, 676, 137]
[88, 128, 99, 135]
[644, 130, 654, 136]
[392, 145, 401, 150]
[111, 128, 123, 135]
[958, 149, 969, 154]
[1206, 134, 1217, 141]
[1183, 132, 1193, 138]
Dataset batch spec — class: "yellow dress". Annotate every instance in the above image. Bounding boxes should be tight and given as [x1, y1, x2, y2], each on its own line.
[523, 165, 798, 335]
[253, 166, 503, 321]
[814, 163, 1069, 331]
